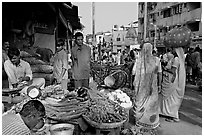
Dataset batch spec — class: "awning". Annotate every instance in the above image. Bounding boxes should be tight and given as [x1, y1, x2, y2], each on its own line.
[58, 2, 82, 30]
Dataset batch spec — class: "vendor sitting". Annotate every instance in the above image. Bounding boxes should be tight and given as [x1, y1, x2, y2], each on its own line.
[4, 47, 45, 93]
[2, 100, 46, 135]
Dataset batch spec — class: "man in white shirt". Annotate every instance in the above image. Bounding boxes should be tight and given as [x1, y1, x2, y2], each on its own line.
[4, 47, 45, 93]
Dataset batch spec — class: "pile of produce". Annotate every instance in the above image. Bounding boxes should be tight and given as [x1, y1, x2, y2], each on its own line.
[31, 64, 53, 74]
[41, 86, 90, 121]
[100, 89, 132, 109]
[83, 94, 127, 124]
[20, 50, 53, 85]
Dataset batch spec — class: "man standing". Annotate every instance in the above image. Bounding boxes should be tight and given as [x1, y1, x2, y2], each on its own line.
[51, 39, 68, 90]
[4, 47, 45, 92]
[71, 32, 91, 88]
[185, 48, 194, 83]
[190, 47, 201, 85]
[2, 100, 46, 135]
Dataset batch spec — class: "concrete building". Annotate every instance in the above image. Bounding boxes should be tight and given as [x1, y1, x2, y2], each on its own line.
[138, 2, 202, 51]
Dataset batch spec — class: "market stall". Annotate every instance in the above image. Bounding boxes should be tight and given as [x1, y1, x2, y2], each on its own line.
[2, 79, 134, 135]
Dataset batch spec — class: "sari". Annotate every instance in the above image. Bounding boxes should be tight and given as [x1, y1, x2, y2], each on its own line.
[159, 47, 186, 120]
[133, 43, 161, 130]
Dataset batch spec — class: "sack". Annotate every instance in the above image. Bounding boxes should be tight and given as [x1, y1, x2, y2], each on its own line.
[22, 57, 47, 65]
[31, 65, 53, 74]
[33, 73, 53, 81]
[164, 26, 192, 48]
[20, 51, 33, 58]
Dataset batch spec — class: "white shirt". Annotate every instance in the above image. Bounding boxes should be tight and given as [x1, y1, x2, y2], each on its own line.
[4, 59, 32, 89]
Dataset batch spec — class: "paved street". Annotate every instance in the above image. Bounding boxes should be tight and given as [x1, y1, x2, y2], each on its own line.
[158, 84, 202, 135]
[90, 80, 202, 135]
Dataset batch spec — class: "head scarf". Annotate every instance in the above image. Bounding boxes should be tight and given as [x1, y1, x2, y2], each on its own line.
[133, 43, 156, 95]
[175, 47, 186, 97]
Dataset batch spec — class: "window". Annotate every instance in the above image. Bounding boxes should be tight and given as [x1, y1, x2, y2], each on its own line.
[140, 18, 144, 24]
[188, 2, 201, 11]
[184, 3, 187, 8]
[187, 21, 200, 31]
[172, 4, 182, 15]
[150, 30, 155, 37]
[150, 14, 154, 19]
[157, 12, 159, 17]
[163, 8, 171, 18]
[117, 37, 120, 41]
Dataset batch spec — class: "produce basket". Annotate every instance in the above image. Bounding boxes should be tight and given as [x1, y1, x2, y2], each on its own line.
[50, 123, 75, 135]
[82, 114, 127, 129]
[104, 70, 128, 89]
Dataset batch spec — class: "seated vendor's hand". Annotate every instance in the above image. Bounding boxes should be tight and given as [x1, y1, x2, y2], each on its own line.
[12, 83, 18, 88]
[57, 77, 62, 84]
[18, 77, 23, 82]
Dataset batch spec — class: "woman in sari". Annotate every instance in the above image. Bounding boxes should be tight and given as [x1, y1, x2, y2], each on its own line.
[159, 47, 186, 122]
[132, 43, 162, 134]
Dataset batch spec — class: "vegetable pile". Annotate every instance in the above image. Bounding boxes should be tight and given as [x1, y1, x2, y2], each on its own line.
[100, 89, 132, 109]
[41, 86, 90, 121]
[84, 94, 127, 124]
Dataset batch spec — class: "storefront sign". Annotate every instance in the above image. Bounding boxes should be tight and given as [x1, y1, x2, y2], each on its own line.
[34, 22, 55, 35]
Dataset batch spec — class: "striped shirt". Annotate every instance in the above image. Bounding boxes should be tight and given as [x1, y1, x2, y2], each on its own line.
[2, 113, 31, 135]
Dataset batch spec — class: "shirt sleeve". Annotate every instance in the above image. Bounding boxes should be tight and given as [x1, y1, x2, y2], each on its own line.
[4, 61, 18, 84]
[24, 62, 33, 80]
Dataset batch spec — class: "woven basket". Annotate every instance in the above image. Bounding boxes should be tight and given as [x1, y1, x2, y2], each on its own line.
[82, 115, 126, 129]
[104, 70, 128, 89]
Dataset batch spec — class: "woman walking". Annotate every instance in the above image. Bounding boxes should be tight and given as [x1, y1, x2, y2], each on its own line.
[132, 43, 162, 134]
[159, 47, 186, 122]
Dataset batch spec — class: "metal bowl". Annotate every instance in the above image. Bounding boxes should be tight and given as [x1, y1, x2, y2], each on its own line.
[50, 123, 74, 135]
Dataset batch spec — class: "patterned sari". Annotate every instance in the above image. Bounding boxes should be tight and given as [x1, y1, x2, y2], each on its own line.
[133, 43, 160, 130]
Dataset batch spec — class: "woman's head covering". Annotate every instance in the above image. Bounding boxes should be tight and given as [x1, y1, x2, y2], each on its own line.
[141, 43, 156, 74]
[133, 43, 156, 94]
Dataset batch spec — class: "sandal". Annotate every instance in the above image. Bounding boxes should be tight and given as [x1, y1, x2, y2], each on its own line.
[165, 118, 174, 122]
[173, 118, 180, 122]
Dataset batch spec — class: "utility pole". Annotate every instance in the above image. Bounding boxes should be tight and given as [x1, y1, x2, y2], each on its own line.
[92, 2, 96, 61]
[143, 2, 147, 42]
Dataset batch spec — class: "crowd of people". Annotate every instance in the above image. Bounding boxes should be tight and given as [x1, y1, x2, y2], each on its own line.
[98, 42, 202, 133]
[2, 30, 202, 134]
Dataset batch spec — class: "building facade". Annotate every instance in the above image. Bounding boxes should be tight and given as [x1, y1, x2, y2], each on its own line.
[138, 2, 202, 50]
[112, 21, 138, 53]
